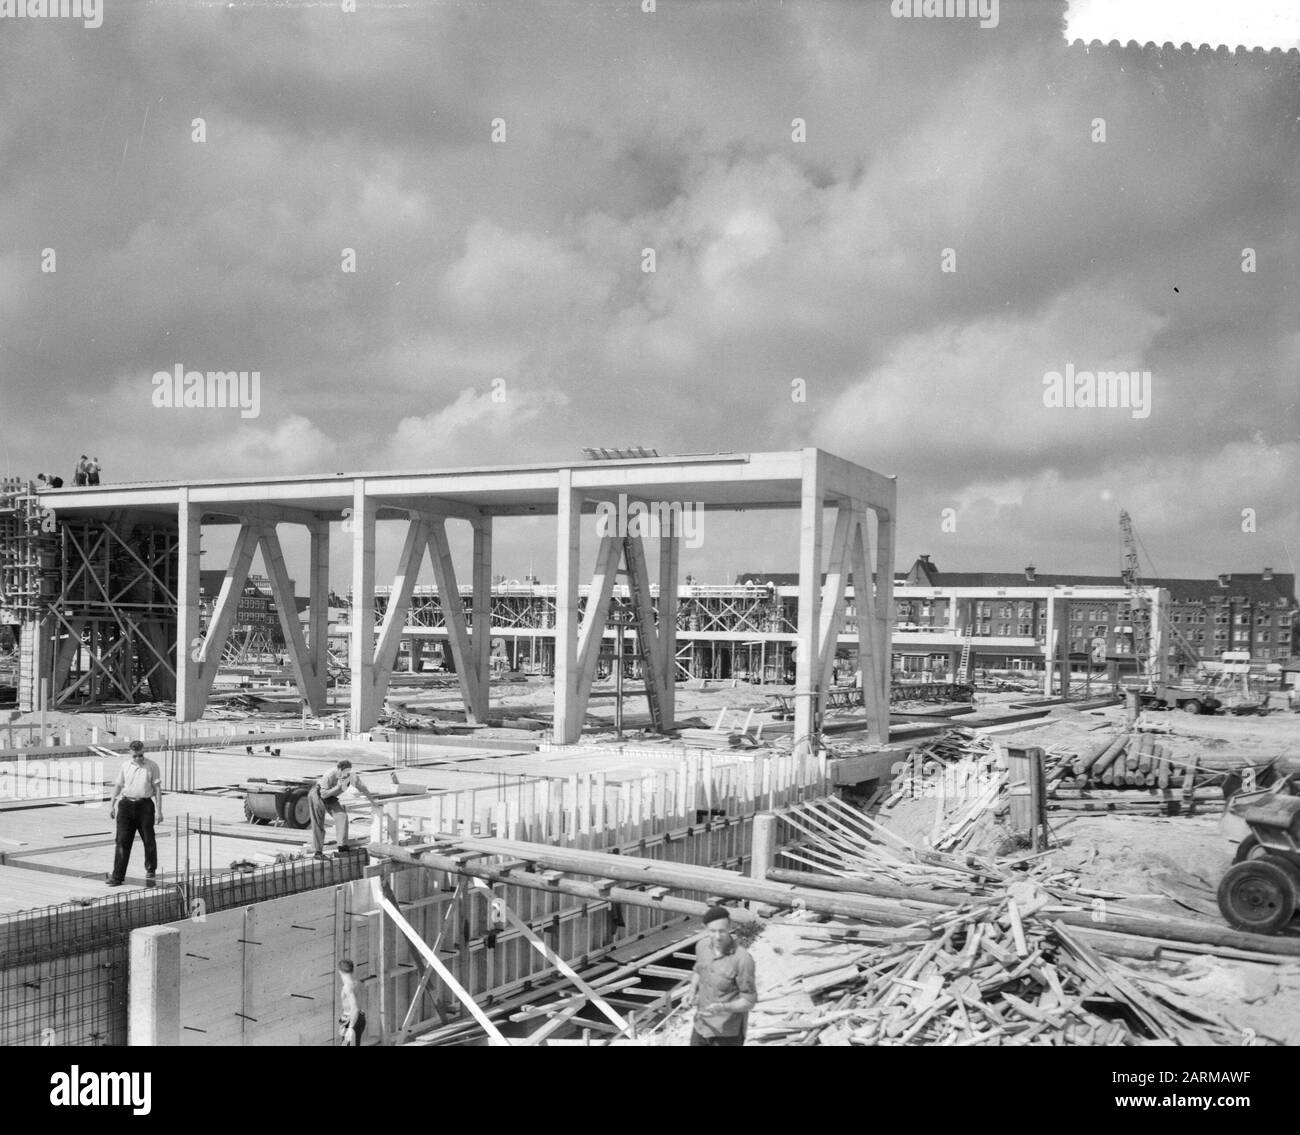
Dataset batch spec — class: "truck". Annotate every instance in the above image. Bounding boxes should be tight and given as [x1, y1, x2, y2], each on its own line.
[1135, 683, 1222, 715]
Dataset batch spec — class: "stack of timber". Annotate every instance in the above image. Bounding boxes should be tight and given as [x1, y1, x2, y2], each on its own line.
[758, 798, 1299, 1044]
[747, 911, 1247, 1046]
[877, 729, 1005, 851]
[1043, 731, 1222, 814]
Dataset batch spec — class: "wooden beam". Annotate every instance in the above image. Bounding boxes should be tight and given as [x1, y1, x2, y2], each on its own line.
[371, 842, 755, 922]
[368, 878, 512, 1045]
[374, 837, 939, 926]
[467, 879, 632, 1036]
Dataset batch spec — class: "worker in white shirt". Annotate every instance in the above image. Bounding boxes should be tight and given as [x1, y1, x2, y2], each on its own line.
[106, 740, 163, 886]
[308, 760, 377, 857]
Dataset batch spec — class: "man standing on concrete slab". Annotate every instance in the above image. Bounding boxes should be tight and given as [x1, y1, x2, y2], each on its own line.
[106, 740, 163, 887]
[308, 760, 377, 858]
[337, 959, 367, 1046]
[683, 906, 756, 1046]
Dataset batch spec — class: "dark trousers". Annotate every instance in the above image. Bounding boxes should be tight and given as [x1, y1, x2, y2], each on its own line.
[689, 1030, 744, 1047]
[340, 1012, 366, 1046]
[112, 798, 157, 882]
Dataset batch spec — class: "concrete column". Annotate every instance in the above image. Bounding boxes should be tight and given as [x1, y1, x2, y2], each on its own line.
[307, 521, 330, 704]
[175, 489, 203, 722]
[553, 472, 583, 743]
[129, 925, 181, 1046]
[871, 498, 895, 740]
[470, 516, 492, 722]
[657, 529, 680, 729]
[1043, 595, 1056, 696]
[408, 637, 423, 672]
[749, 812, 777, 880]
[793, 449, 823, 752]
[1149, 587, 1166, 685]
[349, 480, 377, 732]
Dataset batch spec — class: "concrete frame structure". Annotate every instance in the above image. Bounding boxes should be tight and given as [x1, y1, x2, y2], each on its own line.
[34, 449, 897, 747]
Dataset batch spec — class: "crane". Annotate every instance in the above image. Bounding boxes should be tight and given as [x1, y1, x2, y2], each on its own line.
[1119, 510, 1206, 696]
[1118, 510, 1154, 689]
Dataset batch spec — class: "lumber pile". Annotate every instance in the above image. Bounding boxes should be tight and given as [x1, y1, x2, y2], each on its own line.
[1043, 731, 1220, 813]
[751, 797, 1294, 1043]
[749, 902, 1245, 1046]
[878, 729, 1005, 851]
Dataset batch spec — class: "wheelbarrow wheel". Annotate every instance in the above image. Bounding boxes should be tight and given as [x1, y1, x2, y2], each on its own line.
[1217, 859, 1297, 934]
[282, 788, 312, 830]
[1233, 835, 1268, 863]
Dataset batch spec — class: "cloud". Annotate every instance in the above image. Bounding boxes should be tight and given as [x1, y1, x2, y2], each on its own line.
[385, 386, 572, 469]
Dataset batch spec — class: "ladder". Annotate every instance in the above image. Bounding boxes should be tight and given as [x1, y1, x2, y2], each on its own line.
[959, 626, 974, 680]
[622, 536, 664, 732]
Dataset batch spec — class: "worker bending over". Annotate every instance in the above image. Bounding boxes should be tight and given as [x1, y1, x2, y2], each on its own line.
[308, 760, 376, 858]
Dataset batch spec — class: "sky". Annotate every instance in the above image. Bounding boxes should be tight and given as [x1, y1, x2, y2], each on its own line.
[0, 0, 1297, 592]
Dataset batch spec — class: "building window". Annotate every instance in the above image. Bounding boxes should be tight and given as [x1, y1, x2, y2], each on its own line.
[1259, 648, 1272, 658]
[1018, 622, 1032, 635]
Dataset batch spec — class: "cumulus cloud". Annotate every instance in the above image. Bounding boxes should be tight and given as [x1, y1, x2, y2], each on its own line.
[385, 386, 572, 469]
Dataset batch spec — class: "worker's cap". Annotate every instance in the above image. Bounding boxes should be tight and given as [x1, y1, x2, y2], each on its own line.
[703, 905, 731, 926]
[128, 740, 145, 753]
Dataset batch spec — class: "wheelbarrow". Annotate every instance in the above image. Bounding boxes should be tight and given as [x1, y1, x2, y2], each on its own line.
[1218, 782, 1300, 935]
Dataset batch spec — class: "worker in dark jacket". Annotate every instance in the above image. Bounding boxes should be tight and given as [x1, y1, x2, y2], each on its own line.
[683, 906, 757, 1045]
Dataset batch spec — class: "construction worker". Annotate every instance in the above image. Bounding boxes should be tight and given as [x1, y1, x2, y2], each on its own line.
[337, 959, 367, 1046]
[106, 740, 163, 887]
[308, 760, 376, 858]
[86, 456, 101, 486]
[682, 906, 756, 1046]
[73, 456, 88, 487]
